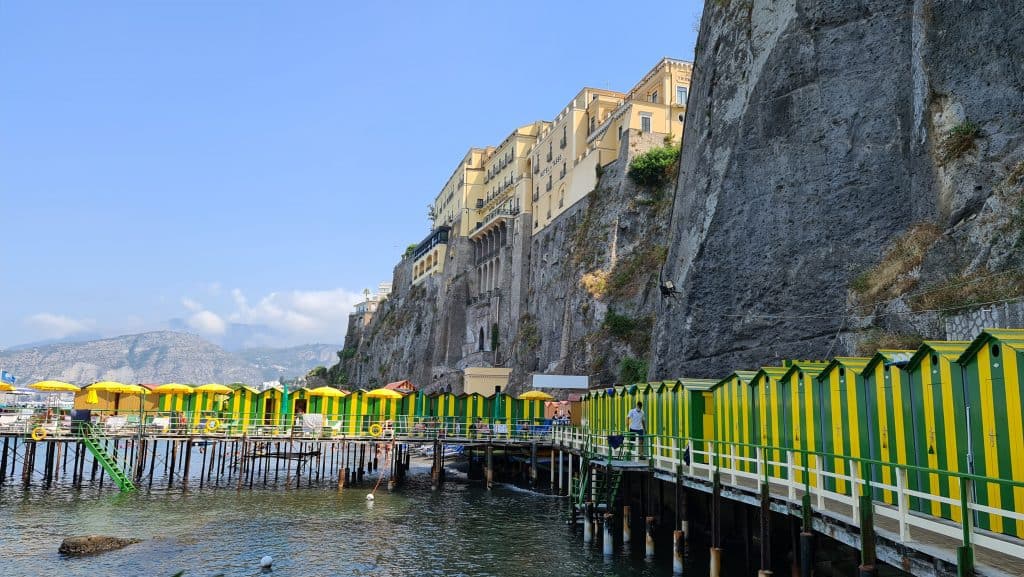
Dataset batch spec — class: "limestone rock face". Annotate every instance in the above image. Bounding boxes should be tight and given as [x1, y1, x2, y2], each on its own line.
[652, 0, 1024, 377]
[59, 535, 141, 556]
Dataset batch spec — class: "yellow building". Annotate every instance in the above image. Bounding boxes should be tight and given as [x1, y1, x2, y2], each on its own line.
[588, 57, 692, 163]
[470, 121, 548, 293]
[413, 57, 692, 282]
[411, 225, 451, 284]
[464, 367, 513, 396]
[533, 57, 692, 233]
[430, 147, 492, 238]
[530, 88, 625, 232]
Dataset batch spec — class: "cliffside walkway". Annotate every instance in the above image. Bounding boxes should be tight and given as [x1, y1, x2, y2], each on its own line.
[554, 429, 1024, 577]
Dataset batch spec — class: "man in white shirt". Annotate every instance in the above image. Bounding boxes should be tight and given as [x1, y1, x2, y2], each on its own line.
[627, 401, 646, 455]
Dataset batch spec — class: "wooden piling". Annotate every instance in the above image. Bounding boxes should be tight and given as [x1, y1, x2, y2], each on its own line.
[182, 437, 193, 490]
[603, 513, 614, 556]
[431, 440, 442, 490]
[584, 502, 595, 544]
[167, 440, 177, 488]
[43, 441, 55, 488]
[485, 444, 494, 490]
[147, 440, 157, 489]
[645, 516, 656, 558]
[760, 482, 772, 575]
[0, 435, 10, 484]
[529, 442, 538, 488]
[623, 504, 632, 543]
[673, 530, 685, 575]
[358, 443, 366, 482]
[710, 546, 723, 577]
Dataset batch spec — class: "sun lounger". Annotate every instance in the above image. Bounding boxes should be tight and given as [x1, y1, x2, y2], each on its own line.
[151, 417, 170, 433]
[104, 416, 127, 433]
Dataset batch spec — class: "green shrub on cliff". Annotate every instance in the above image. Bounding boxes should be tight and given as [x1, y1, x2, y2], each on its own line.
[941, 121, 983, 162]
[618, 357, 648, 385]
[627, 145, 680, 188]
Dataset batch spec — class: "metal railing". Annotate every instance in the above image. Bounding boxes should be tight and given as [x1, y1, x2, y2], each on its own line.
[0, 408, 561, 443]
[553, 428, 1024, 569]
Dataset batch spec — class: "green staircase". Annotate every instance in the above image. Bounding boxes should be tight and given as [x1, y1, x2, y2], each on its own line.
[573, 436, 624, 514]
[78, 422, 136, 493]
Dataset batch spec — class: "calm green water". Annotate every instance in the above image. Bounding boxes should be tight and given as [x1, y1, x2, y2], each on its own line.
[1, 473, 685, 577]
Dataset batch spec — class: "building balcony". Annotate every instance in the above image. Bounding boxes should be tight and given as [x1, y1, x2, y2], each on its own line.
[470, 206, 519, 242]
[412, 226, 451, 262]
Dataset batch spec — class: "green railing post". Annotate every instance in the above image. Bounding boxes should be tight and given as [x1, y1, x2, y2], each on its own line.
[958, 477, 975, 577]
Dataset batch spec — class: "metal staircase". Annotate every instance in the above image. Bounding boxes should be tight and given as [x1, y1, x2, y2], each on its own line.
[573, 435, 624, 513]
[77, 422, 136, 492]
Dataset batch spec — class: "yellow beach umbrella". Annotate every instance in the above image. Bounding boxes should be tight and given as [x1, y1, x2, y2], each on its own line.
[30, 380, 80, 392]
[0, 383, 15, 392]
[365, 388, 404, 399]
[152, 383, 195, 395]
[194, 383, 233, 394]
[308, 386, 347, 398]
[518, 390, 555, 401]
[89, 381, 145, 394]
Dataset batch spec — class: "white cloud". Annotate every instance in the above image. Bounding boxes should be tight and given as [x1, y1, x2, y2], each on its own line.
[25, 313, 94, 338]
[187, 310, 227, 335]
[228, 288, 363, 343]
[179, 287, 363, 346]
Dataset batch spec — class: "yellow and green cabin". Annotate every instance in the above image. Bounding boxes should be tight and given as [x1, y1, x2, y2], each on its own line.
[816, 357, 870, 495]
[957, 329, 1024, 537]
[860, 350, 917, 505]
[904, 341, 971, 522]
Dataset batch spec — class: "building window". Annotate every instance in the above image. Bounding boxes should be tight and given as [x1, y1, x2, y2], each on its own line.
[589, 117, 596, 134]
[650, 90, 658, 104]
[676, 85, 688, 104]
[618, 125, 623, 139]
[640, 113, 652, 133]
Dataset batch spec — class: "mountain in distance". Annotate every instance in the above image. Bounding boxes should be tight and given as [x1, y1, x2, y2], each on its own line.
[0, 331, 340, 385]
[236, 344, 341, 380]
[166, 318, 284, 352]
[4, 333, 105, 352]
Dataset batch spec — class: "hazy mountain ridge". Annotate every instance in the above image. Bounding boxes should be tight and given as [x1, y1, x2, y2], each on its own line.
[0, 331, 340, 385]
[235, 344, 340, 379]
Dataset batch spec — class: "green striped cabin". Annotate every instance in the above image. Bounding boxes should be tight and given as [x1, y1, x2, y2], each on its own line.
[957, 329, 1024, 537]
[777, 362, 828, 488]
[904, 341, 971, 523]
[861, 350, 917, 506]
[712, 371, 758, 473]
[816, 357, 870, 495]
[750, 367, 789, 479]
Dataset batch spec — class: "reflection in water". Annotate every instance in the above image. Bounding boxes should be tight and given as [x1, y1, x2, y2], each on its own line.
[2, 473, 684, 577]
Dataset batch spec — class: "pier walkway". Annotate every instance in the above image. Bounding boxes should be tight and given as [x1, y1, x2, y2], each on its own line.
[554, 429, 1024, 577]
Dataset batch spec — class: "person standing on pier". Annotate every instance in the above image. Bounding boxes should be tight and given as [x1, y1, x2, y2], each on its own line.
[627, 401, 646, 457]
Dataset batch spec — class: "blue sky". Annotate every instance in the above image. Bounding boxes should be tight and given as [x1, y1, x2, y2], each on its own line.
[1, 1, 703, 349]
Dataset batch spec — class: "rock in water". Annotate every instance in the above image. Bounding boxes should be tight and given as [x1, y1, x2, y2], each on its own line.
[59, 535, 141, 556]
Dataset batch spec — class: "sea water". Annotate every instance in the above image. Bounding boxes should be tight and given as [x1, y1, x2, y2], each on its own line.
[1, 473, 689, 577]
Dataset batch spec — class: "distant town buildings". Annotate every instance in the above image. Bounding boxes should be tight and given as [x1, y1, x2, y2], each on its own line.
[352, 282, 393, 325]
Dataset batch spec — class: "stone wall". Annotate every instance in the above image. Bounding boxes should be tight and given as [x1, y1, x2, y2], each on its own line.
[944, 300, 1024, 342]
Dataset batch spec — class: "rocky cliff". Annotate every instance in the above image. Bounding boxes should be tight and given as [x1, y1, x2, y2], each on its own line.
[652, 0, 1024, 378]
[337, 1, 1024, 388]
